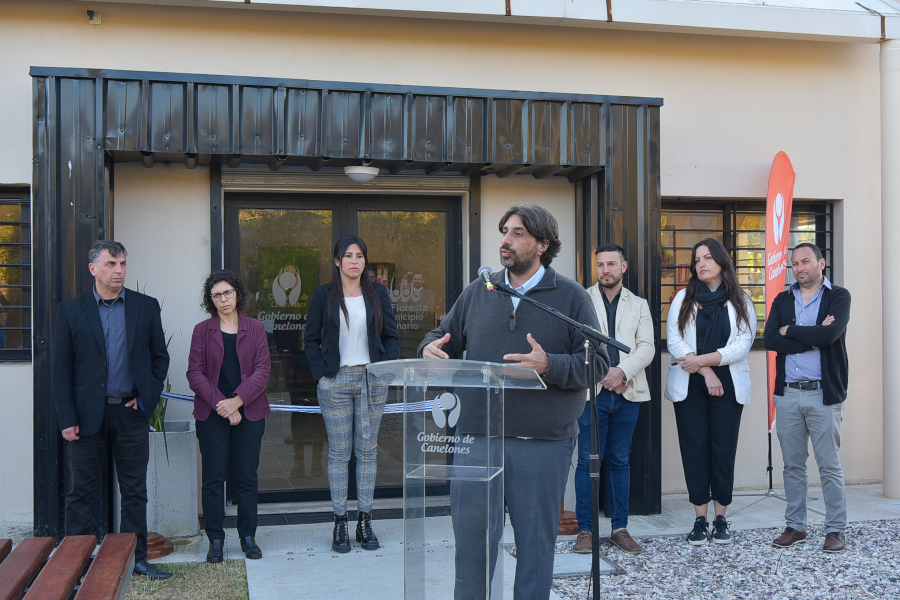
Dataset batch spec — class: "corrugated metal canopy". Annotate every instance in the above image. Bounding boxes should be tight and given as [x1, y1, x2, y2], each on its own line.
[31, 66, 663, 537]
[31, 67, 662, 181]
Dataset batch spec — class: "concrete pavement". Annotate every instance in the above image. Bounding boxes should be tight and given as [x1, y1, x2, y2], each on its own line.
[151, 483, 899, 599]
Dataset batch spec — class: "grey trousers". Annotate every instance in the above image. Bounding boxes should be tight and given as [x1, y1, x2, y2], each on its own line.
[451, 436, 575, 600]
[317, 365, 388, 514]
[775, 387, 847, 533]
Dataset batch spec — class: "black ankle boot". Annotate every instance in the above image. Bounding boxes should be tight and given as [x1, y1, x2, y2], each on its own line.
[206, 538, 224, 563]
[356, 511, 379, 550]
[332, 514, 351, 553]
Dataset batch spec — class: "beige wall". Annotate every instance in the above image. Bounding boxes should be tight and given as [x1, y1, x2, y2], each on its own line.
[113, 163, 212, 423]
[0, 0, 884, 522]
[0, 364, 33, 524]
[479, 175, 577, 279]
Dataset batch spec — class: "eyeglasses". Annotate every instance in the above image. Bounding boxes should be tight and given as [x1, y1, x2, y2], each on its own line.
[210, 288, 236, 302]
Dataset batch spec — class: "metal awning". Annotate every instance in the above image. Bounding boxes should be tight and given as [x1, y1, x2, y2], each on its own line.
[31, 67, 663, 539]
[31, 67, 662, 181]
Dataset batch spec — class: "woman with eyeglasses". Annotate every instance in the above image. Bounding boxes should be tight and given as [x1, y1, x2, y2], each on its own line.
[187, 270, 271, 563]
[305, 235, 399, 553]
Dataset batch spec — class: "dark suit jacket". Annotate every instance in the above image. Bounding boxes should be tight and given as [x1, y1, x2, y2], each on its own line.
[763, 283, 851, 405]
[304, 282, 400, 382]
[186, 314, 272, 422]
[52, 287, 170, 436]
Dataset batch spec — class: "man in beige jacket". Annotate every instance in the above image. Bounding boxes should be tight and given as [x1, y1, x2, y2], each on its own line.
[573, 244, 655, 555]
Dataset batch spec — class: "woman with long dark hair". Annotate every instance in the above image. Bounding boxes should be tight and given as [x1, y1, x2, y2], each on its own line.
[187, 270, 271, 563]
[305, 235, 399, 553]
[665, 238, 755, 546]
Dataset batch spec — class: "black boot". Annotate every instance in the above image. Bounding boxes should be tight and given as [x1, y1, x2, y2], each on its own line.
[356, 511, 380, 550]
[206, 538, 224, 563]
[240, 535, 262, 560]
[332, 514, 351, 553]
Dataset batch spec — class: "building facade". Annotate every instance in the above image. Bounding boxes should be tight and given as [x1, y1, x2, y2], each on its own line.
[1, 0, 896, 534]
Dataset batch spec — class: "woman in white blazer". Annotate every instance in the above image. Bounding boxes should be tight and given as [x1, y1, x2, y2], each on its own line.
[665, 238, 755, 547]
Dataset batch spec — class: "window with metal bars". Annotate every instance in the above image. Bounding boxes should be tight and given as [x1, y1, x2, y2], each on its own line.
[661, 200, 832, 346]
[0, 190, 31, 361]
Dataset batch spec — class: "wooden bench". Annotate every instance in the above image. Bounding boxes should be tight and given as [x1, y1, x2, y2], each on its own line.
[0, 533, 136, 600]
[74, 533, 136, 600]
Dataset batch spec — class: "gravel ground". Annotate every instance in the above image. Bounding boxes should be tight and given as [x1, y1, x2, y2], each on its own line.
[551, 520, 900, 600]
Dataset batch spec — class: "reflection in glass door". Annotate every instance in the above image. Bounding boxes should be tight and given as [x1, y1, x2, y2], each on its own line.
[233, 205, 334, 497]
[226, 195, 461, 501]
[357, 208, 450, 489]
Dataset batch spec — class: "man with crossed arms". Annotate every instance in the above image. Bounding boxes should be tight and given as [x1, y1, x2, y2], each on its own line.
[764, 243, 851, 553]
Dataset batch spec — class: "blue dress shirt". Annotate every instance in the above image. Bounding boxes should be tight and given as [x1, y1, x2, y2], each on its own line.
[784, 277, 831, 382]
[505, 264, 546, 311]
[92, 287, 135, 398]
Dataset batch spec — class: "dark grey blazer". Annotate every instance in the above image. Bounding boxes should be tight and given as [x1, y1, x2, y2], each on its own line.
[52, 287, 170, 436]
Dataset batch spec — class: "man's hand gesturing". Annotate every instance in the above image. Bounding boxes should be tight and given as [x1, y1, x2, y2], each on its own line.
[503, 333, 550, 375]
[422, 333, 451, 359]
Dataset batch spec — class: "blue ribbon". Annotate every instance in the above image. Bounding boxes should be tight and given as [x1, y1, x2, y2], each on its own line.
[160, 391, 435, 414]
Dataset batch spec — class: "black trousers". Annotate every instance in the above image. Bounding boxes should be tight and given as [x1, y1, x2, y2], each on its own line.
[66, 402, 150, 561]
[673, 371, 744, 507]
[195, 409, 266, 541]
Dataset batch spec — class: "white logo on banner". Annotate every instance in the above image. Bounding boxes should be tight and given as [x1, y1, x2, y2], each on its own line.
[774, 193, 785, 245]
[272, 266, 302, 307]
[431, 392, 461, 428]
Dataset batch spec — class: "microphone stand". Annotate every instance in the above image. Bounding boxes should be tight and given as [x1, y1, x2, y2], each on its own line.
[489, 281, 629, 599]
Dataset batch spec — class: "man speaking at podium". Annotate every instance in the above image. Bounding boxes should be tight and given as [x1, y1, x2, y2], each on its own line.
[419, 203, 609, 600]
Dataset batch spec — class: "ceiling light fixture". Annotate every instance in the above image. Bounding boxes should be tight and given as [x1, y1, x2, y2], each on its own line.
[344, 165, 379, 183]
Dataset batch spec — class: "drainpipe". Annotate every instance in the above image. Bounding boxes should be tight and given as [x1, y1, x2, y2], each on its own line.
[881, 39, 900, 497]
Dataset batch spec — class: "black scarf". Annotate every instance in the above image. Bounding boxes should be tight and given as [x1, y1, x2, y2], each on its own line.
[695, 281, 729, 355]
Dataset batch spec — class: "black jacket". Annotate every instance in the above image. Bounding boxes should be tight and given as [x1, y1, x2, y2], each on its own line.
[763, 282, 850, 405]
[52, 288, 170, 435]
[304, 282, 399, 381]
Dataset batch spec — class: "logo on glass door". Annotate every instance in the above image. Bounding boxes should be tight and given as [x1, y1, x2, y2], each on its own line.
[272, 266, 303, 307]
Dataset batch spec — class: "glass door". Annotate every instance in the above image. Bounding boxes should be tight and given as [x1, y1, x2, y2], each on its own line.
[353, 202, 460, 492]
[225, 194, 461, 502]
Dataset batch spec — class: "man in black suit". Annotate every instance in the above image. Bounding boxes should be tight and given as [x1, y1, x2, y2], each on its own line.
[52, 240, 171, 579]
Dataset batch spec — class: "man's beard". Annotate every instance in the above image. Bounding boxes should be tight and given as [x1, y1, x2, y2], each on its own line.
[501, 245, 539, 275]
[797, 271, 823, 289]
[599, 273, 623, 289]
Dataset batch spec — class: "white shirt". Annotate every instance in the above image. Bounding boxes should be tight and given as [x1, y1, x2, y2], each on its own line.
[339, 296, 370, 367]
[505, 265, 546, 310]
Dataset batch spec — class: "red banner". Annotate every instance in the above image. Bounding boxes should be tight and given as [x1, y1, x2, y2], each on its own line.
[765, 152, 795, 432]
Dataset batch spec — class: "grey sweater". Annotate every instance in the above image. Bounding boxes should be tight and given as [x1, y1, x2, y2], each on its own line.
[417, 267, 609, 440]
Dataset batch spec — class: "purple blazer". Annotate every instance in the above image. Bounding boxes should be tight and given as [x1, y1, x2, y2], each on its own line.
[186, 314, 271, 422]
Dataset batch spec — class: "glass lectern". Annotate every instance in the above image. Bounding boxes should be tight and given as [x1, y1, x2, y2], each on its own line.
[367, 359, 546, 600]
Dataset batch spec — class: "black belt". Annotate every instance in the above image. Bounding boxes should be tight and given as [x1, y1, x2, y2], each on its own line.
[786, 381, 821, 391]
[106, 395, 136, 404]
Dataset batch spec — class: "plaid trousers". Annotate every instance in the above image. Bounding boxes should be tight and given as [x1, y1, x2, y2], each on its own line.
[317, 364, 388, 514]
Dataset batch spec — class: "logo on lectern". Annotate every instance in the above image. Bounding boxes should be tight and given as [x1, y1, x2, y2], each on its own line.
[418, 392, 473, 455]
[431, 392, 461, 428]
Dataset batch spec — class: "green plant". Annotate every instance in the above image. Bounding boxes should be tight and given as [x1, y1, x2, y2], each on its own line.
[148, 329, 180, 463]
[137, 267, 182, 464]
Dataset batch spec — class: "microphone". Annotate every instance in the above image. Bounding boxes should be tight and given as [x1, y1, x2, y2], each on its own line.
[478, 266, 495, 292]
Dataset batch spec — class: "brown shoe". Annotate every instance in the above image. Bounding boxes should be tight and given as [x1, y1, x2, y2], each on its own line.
[772, 527, 807, 548]
[823, 532, 846, 553]
[573, 530, 592, 554]
[610, 528, 642, 554]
